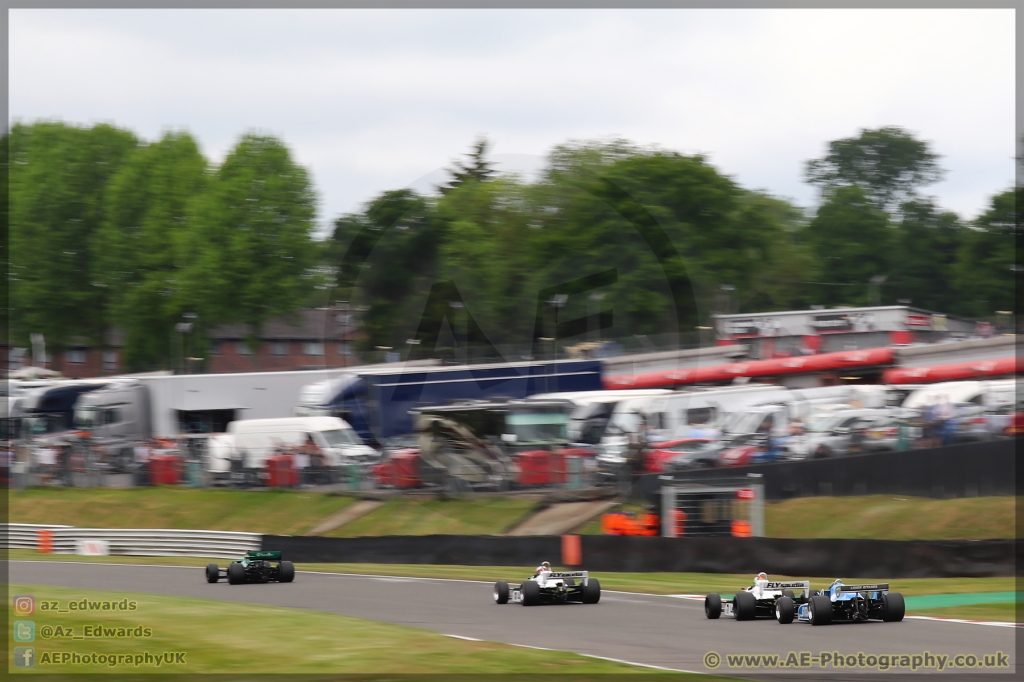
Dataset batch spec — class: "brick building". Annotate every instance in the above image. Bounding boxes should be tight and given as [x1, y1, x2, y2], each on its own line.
[206, 308, 363, 373]
[3, 308, 365, 378]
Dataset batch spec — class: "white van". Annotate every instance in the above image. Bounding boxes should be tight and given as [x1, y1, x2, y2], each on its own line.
[902, 379, 1017, 411]
[528, 389, 672, 444]
[225, 417, 377, 471]
[644, 384, 790, 439]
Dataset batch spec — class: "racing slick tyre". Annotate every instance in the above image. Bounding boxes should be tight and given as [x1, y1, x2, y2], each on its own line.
[782, 589, 795, 600]
[704, 593, 722, 619]
[278, 560, 295, 583]
[809, 595, 833, 626]
[521, 579, 540, 606]
[582, 578, 601, 604]
[775, 596, 795, 624]
[881, 592, 905, 622]
[206, 563, 220, 583]
[227, 562, 246, 585]
[733, 590, 757, 621]
[494, 580, 509, 604]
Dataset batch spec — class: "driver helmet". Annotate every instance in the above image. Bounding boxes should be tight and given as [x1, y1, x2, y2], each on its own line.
[754, 572, 769, 590]
[540, 561, 551, 571]
[829, 579, 843, 594]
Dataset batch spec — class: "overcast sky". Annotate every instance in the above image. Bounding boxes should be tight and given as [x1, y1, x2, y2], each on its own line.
[9, 8, 1016, 236]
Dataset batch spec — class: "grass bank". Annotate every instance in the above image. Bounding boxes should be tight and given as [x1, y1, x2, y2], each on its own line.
[8, 488, 1018, 540]
[764, 495, 1019, 540]
[7, 487, 356, 535]
[8, 583, 698, 676]
[325, 496, 536, 537]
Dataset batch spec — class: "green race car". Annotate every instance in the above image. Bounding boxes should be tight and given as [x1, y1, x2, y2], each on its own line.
[206, 551, 296, 585]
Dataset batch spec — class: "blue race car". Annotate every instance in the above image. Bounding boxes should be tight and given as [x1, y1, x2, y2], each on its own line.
[784, 579, 904, 625]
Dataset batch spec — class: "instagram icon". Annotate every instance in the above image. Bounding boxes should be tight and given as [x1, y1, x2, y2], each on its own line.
[13, 595, 35, 617]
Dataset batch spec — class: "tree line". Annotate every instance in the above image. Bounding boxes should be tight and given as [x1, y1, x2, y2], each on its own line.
[4, 122, 1019, 372]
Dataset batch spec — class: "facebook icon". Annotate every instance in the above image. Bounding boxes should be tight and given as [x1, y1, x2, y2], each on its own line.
[14, 646, 35, 668]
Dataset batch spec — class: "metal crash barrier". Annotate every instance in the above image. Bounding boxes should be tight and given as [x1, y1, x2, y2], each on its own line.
[0, 523, 261, 558]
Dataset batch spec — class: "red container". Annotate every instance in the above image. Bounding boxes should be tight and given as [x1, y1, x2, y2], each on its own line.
[265, 455, 297, 487]
[372, 450, 421, 488]
[516, 450, 552, 486]
[149, 455, 182, 485]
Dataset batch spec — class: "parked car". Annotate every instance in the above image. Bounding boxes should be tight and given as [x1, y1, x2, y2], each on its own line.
[787, 408, 894, 459]
[644, 438, 714, 473]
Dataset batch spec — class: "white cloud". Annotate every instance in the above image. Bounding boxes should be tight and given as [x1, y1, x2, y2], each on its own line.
[9, 8, 1015, 234]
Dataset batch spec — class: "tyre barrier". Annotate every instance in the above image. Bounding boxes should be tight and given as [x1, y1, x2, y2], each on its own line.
[259, 533, 1016, 578]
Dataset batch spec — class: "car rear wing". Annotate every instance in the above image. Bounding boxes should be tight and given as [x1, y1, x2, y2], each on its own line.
[548, 571, 587, 580]
[767, 580, 810, 598]
[246, 551, 282, 560]
[838, 583, 889, 593]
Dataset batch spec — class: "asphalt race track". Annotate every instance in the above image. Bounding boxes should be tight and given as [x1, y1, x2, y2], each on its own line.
[10, 561, 1018, 678]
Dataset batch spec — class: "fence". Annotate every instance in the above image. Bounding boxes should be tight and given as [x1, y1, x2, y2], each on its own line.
[649, 438, 1018, 501]
[1, 523, 261, 558]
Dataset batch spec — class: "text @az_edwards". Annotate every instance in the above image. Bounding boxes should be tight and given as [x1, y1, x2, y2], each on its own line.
[703, 650, 1011, 672]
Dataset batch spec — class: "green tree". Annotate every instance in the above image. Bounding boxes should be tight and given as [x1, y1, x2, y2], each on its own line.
[803, 185, 892, 306]
[953, 188, 1019, 317]
[438, 137, 496, 195]
[93, 131, 209, 371]
[890, 199, 963, 313]
[332, 189, 443, 352]
[8, 121, 138, 352]
[178, 133, 318, 365]
[805, 126, 943, 213]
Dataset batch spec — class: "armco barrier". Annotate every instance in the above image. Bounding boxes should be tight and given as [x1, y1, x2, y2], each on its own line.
[1, 524, 261, 558]
[259, 533, 1015, 578]
[649, 438, 1018, 501]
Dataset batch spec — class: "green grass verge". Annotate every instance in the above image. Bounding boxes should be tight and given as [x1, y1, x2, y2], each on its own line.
[326, 496, 537, 537]
[9, 584, 709, 675]
[764, 495, 1019, 540]
[7, 487, 357, 536]
[908, 603, 1021, 622]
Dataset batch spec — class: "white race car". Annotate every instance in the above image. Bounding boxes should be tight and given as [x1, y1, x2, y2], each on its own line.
[494, 564, 601, 606]
[705, 573, 811, 622]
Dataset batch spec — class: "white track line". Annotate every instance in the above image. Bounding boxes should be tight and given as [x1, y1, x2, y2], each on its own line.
[906, 615, 1022, 628]
[501, 641, 703, 673]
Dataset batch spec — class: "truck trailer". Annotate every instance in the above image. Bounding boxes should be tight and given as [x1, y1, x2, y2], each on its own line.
[296, 359, 604, 447]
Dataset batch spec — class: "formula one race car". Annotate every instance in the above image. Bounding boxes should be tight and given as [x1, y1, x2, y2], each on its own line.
[705, 573, 811, 621]
[206, 551, 295, 585]
[796, 579, 904, 625]
[494, 564, 601, 606]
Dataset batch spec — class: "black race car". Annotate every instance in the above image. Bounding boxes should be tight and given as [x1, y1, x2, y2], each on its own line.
[206, 551, 295, 585]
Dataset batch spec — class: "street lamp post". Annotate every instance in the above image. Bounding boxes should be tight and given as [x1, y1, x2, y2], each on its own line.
[448, 301, 465, 364]
[547, 294, 567, 361]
